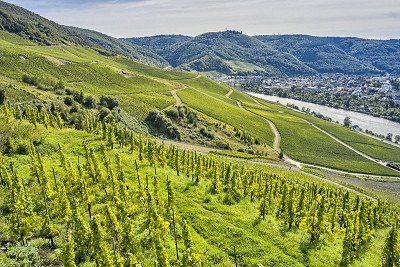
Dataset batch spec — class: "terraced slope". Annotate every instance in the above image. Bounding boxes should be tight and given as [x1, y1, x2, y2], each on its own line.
[1, 28, 399, 176]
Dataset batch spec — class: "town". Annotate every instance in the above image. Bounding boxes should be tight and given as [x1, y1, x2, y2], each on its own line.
[212, 74, 400, 123]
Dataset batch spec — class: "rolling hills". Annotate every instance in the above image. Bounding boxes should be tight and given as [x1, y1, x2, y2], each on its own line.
[127, 32, 400, 75]
[0, 1, 400, 266]
[0, 1, 167, 67]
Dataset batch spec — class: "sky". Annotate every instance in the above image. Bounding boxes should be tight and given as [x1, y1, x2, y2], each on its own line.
[5, 0, 400, 39]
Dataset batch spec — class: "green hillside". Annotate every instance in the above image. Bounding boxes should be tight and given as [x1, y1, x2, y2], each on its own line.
[126, 31, 317, 76]
[0, 1, 167, 67]
[0, 2, 400, 266]
[0, 98, 398, 267]
[127, 32, 400, 75]
[256, 35, 400, 75]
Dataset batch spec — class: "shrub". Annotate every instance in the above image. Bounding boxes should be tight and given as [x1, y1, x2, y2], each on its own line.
[83, 95, 97, 109]
[146, 110, 181, 140]
[165, 107, 180, 120]
[22, 74, 40, 86]
[64, 96, 74, 106]
[70, 104, 80, 113]
[52, 80, 65, 91]
[177, 106, 187, 118]
[98, 107, 111, 121]
[213, 140, 230, 149]
[0, 89, 6, 105]
[99, 96, 119, 110]
[200, 126, 214, 139]
[6, 245, 41, 266]
[187, 111, 198, 125]
[65, 88, 74, 95]
[73, 91, 84, 104]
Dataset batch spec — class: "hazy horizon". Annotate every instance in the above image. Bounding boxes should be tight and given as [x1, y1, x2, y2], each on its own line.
[4, 0, 400, 40]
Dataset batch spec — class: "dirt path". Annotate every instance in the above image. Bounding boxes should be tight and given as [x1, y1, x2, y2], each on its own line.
[236, 100, 281, 152]
[168, 74, 202, 107]
[171, 86, 183, 106]
[299, 170, 377, 200]
[225, 88, 233, 98]
[156, 137, 377, 200]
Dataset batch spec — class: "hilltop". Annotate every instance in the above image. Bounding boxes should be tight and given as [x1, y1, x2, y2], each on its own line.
[126, 31, 317, 76]
[0, 1, 167, 66]
[126, 32, 400, 75]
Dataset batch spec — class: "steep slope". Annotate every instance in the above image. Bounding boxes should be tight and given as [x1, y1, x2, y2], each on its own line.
[256, 35, 400, 74]
[0, 0, 167, 66]
[127, 31, 317, 76]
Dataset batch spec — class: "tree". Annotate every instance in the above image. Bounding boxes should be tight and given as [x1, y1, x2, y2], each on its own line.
[381, 226, 399, 267]
[344, 117, 352, 127]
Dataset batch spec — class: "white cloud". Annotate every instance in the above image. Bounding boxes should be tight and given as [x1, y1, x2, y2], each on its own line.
[5, 0, 400, 39]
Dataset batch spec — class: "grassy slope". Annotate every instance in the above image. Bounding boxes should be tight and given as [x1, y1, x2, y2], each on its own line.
[177, 78, 275, 146]
[253, 98, 400, 164]
[248, 106, 398, 176]
[0, 114, 389, 267]
[1, 30, 399, 176]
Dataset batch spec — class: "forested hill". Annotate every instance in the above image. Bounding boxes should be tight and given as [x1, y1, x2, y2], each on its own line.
[125, 31, 317, 76]
[126, 32, 400, 76]
[0, 1, 167, 67]
[255, 35, 400, 75]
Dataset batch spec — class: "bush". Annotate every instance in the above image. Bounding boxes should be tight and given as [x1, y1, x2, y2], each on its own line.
[146, 110, 181, 140]
[165, 107, 180, 120]
[52, 80, 65, 91]
[83, 95, 97, 109]
[73, 91, 85, 104]
[187, 111, 198, 125]
[3, 138, 29, 155]
[100, 96, 119, 110]
[199, 126, 214, 139]
[64, 96, 74, 106]
[6, 245, 41, 266]
[0, 89, 5, 105]
[213, 140, 230, 149]
[22, 74, 40, 86]
[65, 88, 74, 95]
[98, 107, 111, 121]
[177, 106, 187, 118]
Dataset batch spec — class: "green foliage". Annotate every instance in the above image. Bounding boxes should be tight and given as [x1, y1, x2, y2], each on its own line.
[146, 109, 181, 140]
[248, 106, 398, 175]
[127, 31, 316, 76]
[0, 103, 399, 266]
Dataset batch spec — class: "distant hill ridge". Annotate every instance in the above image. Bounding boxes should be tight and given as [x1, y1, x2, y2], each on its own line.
[0, 1, 168, 67]
[126, 32, 400, 75]
[1, 0, 399, 76]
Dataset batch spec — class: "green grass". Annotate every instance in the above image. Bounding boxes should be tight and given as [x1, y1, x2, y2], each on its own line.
[1, 112, 394, 266]
[248, 106, 399, 176]
[1, 29, 400, 176]
[254, 97, 400, 164]
[178, 86, 275, 146]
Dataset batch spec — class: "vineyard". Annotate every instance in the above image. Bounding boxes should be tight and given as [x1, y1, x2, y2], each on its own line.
[1, 29, 400, 176]
[0, 20, 400, 266]
[0, 100, 399, 266]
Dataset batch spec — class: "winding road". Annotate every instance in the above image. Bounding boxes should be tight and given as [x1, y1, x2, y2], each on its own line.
[234, 93, 400, 178]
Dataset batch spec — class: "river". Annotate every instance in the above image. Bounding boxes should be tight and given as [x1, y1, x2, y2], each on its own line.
[247, 92, 400, 137]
